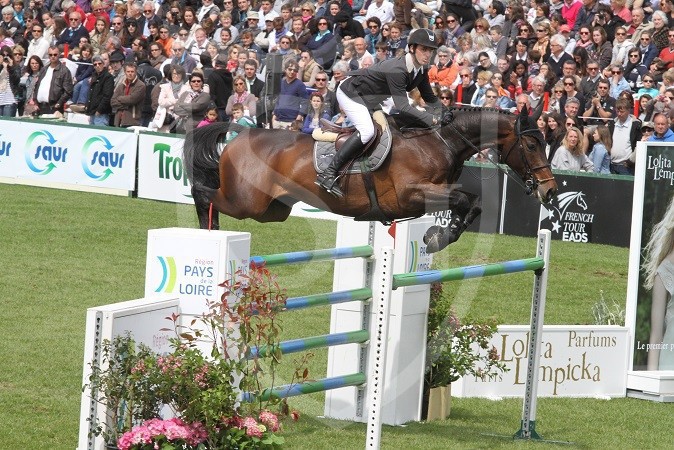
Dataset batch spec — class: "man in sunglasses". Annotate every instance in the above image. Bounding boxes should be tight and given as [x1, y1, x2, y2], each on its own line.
[56, 12, 88, 48]
[582, 78, 615, 126]
[85, 54, 114, 126]
[33, 45, 73, 114]
[316, 29, 442, 197]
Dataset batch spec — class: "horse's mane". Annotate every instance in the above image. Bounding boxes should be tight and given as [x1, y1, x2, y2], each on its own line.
[449, 105, 515, 117]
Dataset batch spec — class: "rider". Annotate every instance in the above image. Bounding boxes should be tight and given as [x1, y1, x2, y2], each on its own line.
[315, 28, 443, 197]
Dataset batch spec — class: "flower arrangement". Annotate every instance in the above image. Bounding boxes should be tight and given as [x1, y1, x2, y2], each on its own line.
[425, 282, 508, 388]
[85, 265, 303, 449]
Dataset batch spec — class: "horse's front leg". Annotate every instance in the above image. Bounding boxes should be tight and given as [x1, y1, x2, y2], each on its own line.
[423, 190, 482, 253]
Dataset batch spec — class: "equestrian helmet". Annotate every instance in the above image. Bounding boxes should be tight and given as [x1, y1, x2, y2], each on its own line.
[407, 28, 439, 49]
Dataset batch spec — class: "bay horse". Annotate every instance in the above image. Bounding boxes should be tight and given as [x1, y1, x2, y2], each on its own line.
[183, 106, 557, 253]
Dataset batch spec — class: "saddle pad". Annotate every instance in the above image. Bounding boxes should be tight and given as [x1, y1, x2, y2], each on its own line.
[313, 112, 393, 174]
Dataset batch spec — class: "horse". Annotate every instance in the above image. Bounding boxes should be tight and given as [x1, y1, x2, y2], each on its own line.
[183, 106, 558, 253]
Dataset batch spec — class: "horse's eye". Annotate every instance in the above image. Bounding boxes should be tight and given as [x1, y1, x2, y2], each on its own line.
[527, 143, 536, 151]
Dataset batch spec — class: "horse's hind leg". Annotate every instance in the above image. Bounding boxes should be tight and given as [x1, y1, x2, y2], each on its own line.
[192, 185, 220, 230]
[423, 190, 482, 253]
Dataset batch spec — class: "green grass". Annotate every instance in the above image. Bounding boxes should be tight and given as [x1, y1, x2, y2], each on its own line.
[0, 183, 661, 450]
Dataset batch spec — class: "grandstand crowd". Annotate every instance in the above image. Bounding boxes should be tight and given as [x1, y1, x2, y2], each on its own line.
[1, 0, 674, 173]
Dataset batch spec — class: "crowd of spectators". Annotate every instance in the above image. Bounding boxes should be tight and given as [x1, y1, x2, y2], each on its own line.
[3, 0, 674, 174]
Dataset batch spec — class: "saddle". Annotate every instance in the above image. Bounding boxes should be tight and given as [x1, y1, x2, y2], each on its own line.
[312, 111, 394, 223]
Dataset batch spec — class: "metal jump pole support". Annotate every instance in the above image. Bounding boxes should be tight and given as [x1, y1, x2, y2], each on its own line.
[514, 229, 551, 440]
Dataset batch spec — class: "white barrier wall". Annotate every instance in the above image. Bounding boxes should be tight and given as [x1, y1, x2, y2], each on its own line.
[325, 217, 434, 425]
[77, 297, 180, 450]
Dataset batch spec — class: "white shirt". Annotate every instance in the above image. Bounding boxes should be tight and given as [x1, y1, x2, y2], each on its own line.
[27, 36, 49, 63]
[365, 0, 395, 24]
[611, 116, 634, 163]
[36, 66, 55, 103]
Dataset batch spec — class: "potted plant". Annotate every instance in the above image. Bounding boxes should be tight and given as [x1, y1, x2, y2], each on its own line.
[423, 282, 508, 420]
[85, 265, 303, 449]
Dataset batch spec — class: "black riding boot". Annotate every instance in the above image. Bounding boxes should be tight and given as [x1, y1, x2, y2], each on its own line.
[315, 131, 364, 197]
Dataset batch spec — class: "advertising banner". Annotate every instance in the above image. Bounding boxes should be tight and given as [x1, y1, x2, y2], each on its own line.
[137, 132, 193, 204]
[145, 228, 250, 315]
[452, 325, 629, 398]
[626, 143, 674, 375]
[0, 120, 136, 191]
[502, 170, 633, 247]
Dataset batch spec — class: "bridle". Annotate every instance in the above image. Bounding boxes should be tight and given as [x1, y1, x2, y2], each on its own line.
[499, 121, 555, 195]
[439, 110, 553, 197]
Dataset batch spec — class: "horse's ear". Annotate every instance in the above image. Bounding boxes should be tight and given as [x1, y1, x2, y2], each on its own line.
[518, 106, 530, 130]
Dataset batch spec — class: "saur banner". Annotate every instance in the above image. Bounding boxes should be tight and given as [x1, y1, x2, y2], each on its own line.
[0, 121, 136, 190]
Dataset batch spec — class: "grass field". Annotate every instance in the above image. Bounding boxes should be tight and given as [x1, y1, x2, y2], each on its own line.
[0, 183, 669, 450]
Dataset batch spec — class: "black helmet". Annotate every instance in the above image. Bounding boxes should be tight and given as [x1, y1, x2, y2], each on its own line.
[407, 28, 439, 49]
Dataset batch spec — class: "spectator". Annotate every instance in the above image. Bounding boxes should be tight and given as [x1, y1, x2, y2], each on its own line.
[0, 45, 19, 116]
[225, 102, 255, 142]
[641, 120, 655, 140]
[637, 74, 658, 99]
[648, 112, 674, 141]
[149, 42, 166, 69]
[442, 0, 477, 32]
[551, 126, 593, 171]
[19, 54, 42, 116]
[33, 45, 72, 114]
[108, 50, 125, 87]
[473, 51, 498, 81]
[121, 18, 141, 48]
[68, 43, 93, 108]
[608, 64, 630, 99]
[579, 59, 602, 99]
[85, 54, 113, 125]
[226, 74, 255, 119]
[429, 45, 458, 89]
[197, 104, 219, 128]
[328, 59, 349, 91]
[189, 27, 209, 58]
[544, 112, 566, 162]
[576, 25, 594, 50]
[482, 86, 500, 108]
[89, 17, 109, 56]
[547, 33, 574, 78]
[651, 11, 668, 52]
[364, 17, 383, 56]
[612, 26, 634, 67]
[629, 8, 652, 45]
[609, 98, 642, 174]
[589, 125, 611, 174]
[289, 16, 310, 51]
[135, 49, 162, 126]
[170, 40, 197, 75]
[625, 49, 648, 93]
[138, 1, 162, 38]
[583, 78, 615, 125]
[181, 7, 199, 43]
[271, 59, 307, 129]
[456, 66, 475, 104]
[470, 70, 491, 106]
[26, 22, 48, 61]
[173, 71, 211, 131]
[484, 1, 505, 28]
[588, 26, 612, 70]
[57, 11, 88, 49]
[301, 91, 331, 134]
[561, 0, 582, 31]
[207, 54, 233, 121]
[242, 57, 263, 97]
[490, 25, 507, 59]
[155, 64, 185, 131]
[531, 21, 552, 63]
[306, 16, 336, 69]
[298, 49, 320, 87]
[1, 6, 21, 40]
[110, 62, 145, 127]
[312, 69, 337, 116]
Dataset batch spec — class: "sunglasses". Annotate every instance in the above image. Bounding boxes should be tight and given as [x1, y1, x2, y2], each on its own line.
[612, 70, 621, 74]
[630, 54, 640, 57]
[641, 37, 650, 40]
[476, 24, 484, 28]
[447, 19, 456, 23]
[461, 74, 471, 77]
[190, 79, 203, 83]
[564, 82, 575, 86]
[580, 31, 589, 35]
[440, 96, 451, 100]
[318, 22, 328, 25]
[32, 29, 41, 32]
[179, 32, 188, 36]
[302, 8, 311, 11]
[369, 25, 379, 29]
[644, 79, 653, 82]
[587, 67, 599, 70]
[566, 123, 575, 126]
[315, 78, 327, 81]
[48, 53, 59, 56]
[286, 67, 298, 72]
[382, 27, 389, 31]
[93, 61, 103, 66]
[69, 18, 79, 22]
[616, 32, 626, 36]
[113, 22, 122, 25]
[554, 90, 563, 93]
[435, 21, 444, 25]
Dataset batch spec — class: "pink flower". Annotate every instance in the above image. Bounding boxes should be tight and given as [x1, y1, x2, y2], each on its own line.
[242, 416, 263, 438]
[259, 410, 280, 432]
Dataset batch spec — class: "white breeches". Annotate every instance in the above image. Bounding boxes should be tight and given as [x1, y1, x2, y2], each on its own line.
[336, 85, 375, 144]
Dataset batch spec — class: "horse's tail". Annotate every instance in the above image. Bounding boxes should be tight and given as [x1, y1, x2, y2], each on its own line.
[183, 122, 244, 190]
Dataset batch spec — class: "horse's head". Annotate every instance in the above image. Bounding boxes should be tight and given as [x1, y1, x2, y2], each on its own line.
[500, 107, 557, 204]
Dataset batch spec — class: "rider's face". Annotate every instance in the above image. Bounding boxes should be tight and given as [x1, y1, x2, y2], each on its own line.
[413, 45, 433, 65]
